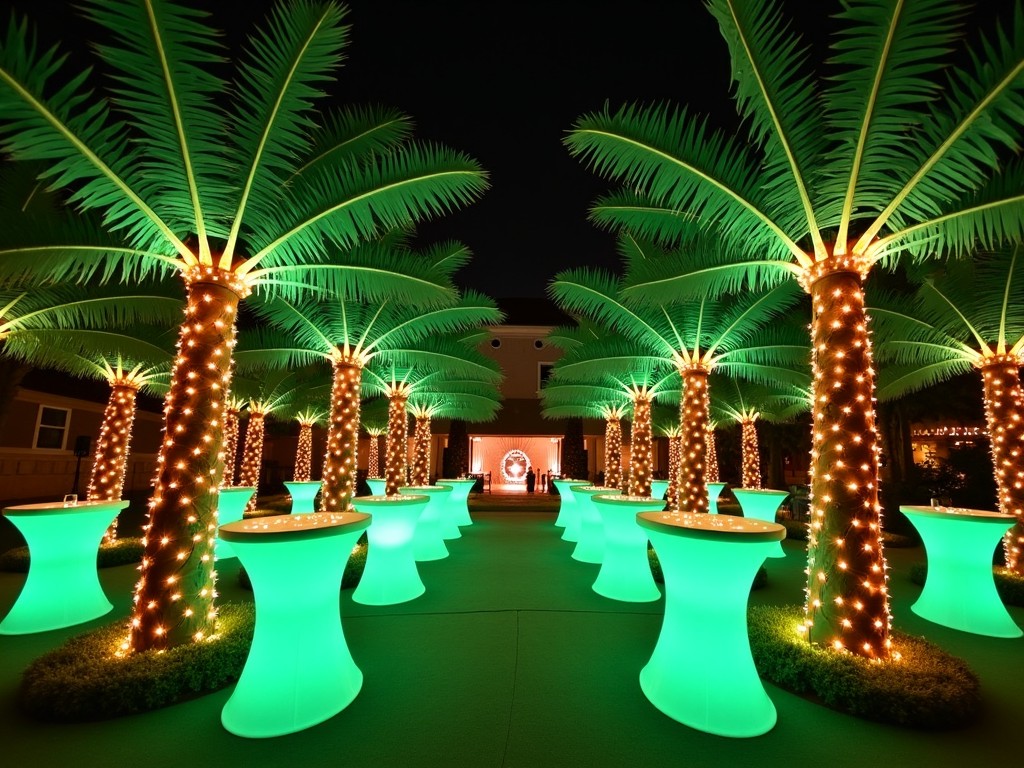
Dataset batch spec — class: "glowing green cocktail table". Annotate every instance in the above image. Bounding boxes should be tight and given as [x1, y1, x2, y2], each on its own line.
[553, 479, 588, 541]
[707, 482, 727, 514]
[571, 485, 620, 563]
[352, 494, 429, 605]
[591, 495, 662, 602]
[650, 480, 669, 502]
[220, 511, 371, 738]
[283, 480, 320, 514]
[732, 488, 788, 558]
[637, 511, 785, 737]
[900, 505, 1022, 638]
[402, 485, 452, 561]
[215, 487, 256, 560]
[437, 478, 477, 527]
[0, 499, 128, 635]
[366, 478, 386, 496]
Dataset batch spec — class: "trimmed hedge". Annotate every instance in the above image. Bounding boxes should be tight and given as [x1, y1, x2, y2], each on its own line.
[238, 538, 368, 591]
[19, 603, 255, 722]
[0, 537, 145, 573]
[648, 547, 767, 590]
[748, 604, 981, 728]
[909, 562, 1024, 607]
[780, 519, 916, 548]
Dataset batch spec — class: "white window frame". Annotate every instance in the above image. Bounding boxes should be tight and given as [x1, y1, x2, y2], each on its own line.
[33, 405, 71, 451]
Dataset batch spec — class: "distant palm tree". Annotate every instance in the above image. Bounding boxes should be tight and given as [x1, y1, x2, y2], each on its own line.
[871, 247, 1024, 571]
[0, 0, 488, 652]
[221, 396, 247, 488]
[407, 385, 502, 485]
[565, 0, 1024, 658]
[290, 408, 327, 483]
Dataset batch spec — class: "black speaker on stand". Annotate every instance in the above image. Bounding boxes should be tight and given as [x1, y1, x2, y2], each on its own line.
[70, 435, 91, 496]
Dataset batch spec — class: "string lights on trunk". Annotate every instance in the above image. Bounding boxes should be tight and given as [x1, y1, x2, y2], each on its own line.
[741, 416, 762, 489]
[385, 383, 412, 496]
[678, 364, 711, 514]
[628, 392, 653, 498]
[410, 408, 432, 486]
[319, 356, 362, 512]
[603, 408, 624, 491]
[88, 374, 143, 543]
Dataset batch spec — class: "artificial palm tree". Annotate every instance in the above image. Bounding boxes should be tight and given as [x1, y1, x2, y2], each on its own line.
[407, 384, 502, 485]
[0, 0, 490, 651]
[871, 248, 1024, 571]
[565, 0, 1024, 658]
[655, 419, 682, 511]
[232, 373, 301, 511]
[360, 397, 389, 481]
[290, 407, 327, 483]
[221, 395, 246, 488]
[705, 420, 720, 484]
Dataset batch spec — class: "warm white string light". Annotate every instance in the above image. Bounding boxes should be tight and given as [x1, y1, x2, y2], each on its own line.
[319, 355, 362, 512]
[385, 383, 412, 496]
[678, 364, 710, 514]
[603, 406, 625, 491]
[741, 416, 762, 489]
[410, 406, 433, 486]
[628, 391, 653, 497]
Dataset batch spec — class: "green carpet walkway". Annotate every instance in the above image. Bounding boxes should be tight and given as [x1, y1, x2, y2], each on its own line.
[0, 509, 1020, 767]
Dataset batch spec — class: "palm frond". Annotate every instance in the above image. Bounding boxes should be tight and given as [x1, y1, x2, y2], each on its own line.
[876, 358, 976, 401]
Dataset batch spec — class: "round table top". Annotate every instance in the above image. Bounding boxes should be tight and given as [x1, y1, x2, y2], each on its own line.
[706, 482, 729, 488]
[900, 505, 1015, 524]
[283, 480, 322, 487]
[637, 511, 786, 542]
[731, 487, 790, 499]
[552, 479, 589, 487]
[3, 498, 130, 516]
[220, 511, 371, 542]
[575, 485, 622, 496]
[220, 486, 256, 495]
[436, 478, 478, 484]
[593, 494, 664, 508]
[353, 494, 429, 507]
[399, 484, 452, 495]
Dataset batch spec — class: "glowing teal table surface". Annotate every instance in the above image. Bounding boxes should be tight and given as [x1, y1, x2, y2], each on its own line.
[637, 511, 785, 737]
[552, 479, 588, 541]
[650, 480, 669, 502]
[731, 488, 788, 559]
[591, 495, 662, 602]
[707, 482, 727, 514]
[437, 478, 477, 527]
[0, 499, 128, 635]
[220, 511, 371, 738]
[570, 486, 620, 563]
[215, 487, 256, 560]
[351, 494, 429, 605]
[283, 481, 321, 514]
[900, 505, 1022, 638]
[401, 485, 453, 561]
[366, 478, 386, 496]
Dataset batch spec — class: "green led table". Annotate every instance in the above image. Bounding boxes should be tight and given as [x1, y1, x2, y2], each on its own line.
[437, 478, 477, 527]
[401, 485, 452, 561]
[707, 482, 727, 514]
[366, 478, 386, 496]
[591, 495, 662, 602]
[732, 488, 788, 559]
[650, 480, 669, 503]
[553, 479, 589, 542]
[215, 487, 256, 560]
[0, 499, 128, 635]
[220, 511, 371, 738]
[571, 485, 620, 563]
[283, 480, 321, 514]
[900, 505, 1022, 638]
[352, 494, 429, 605]
[430, 484, 460, 540]
[637, 511, 785, 738]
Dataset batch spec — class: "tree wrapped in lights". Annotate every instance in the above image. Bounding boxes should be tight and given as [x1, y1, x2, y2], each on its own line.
[566, 0, 1024, 658]
[656, 421, 682, 511]
[871, 248, 1024, 571]
[705, 421, 720, 483]
[407, 386, 501, 486]
[360, 398, 389, 480]
[221, 396, 246, 487]
[366, 425, 385, 479]
[291, 408, 325, 483]
[234, 375, 297, 512]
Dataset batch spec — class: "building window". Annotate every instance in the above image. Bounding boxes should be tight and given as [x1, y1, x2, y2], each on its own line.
[34, 405, 71, 450]
[538, 363, 555, 390]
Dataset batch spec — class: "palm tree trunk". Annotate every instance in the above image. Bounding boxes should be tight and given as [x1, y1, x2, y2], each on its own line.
[628, 394, 653, 497]
[803, 267, 890, 660]
[980, 355, 1024, 573]
[741, 418, 761, 489]
[130, 273, 244, 652]
[706, 424, 719, 483]
[604, 415, 623, 489]
[294, 423, 313, 482]
[667, 435, 681, 511]
[221, 407, 240, 487]
[367, 433, 381, 478]
[411, 415, 431, 485]
[386, 393, 409, 496]
[319, 358, 361, 512]
[238, 411, 265, 512]
[678, 366, 710, 513]
[87, 382, 139, 542]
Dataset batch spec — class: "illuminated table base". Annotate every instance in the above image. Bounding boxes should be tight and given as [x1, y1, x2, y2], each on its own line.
[401, 485, 453, 561]
[283, 481, 321, 514]
[900, 505, 1022, 638]
[650, 480, 669, 503]
[592, 495, 662, 602]
[216, 487, 256, 560]
[220, 512, 371, 738]
[0, 500, 128, 635]
[366, 478, 386, 497]
[571, 486, 620, 563]
[553, 480, 588, 541]
[437, 478, 476, 527]
[637, 511, 785, 738]
[732, 488, 788, 559]
[352, 495, 429, 605]
[707, 482, 727, 514]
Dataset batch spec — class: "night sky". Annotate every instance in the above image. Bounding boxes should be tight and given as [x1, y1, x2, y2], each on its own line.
[7, 0, 1019, 299]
